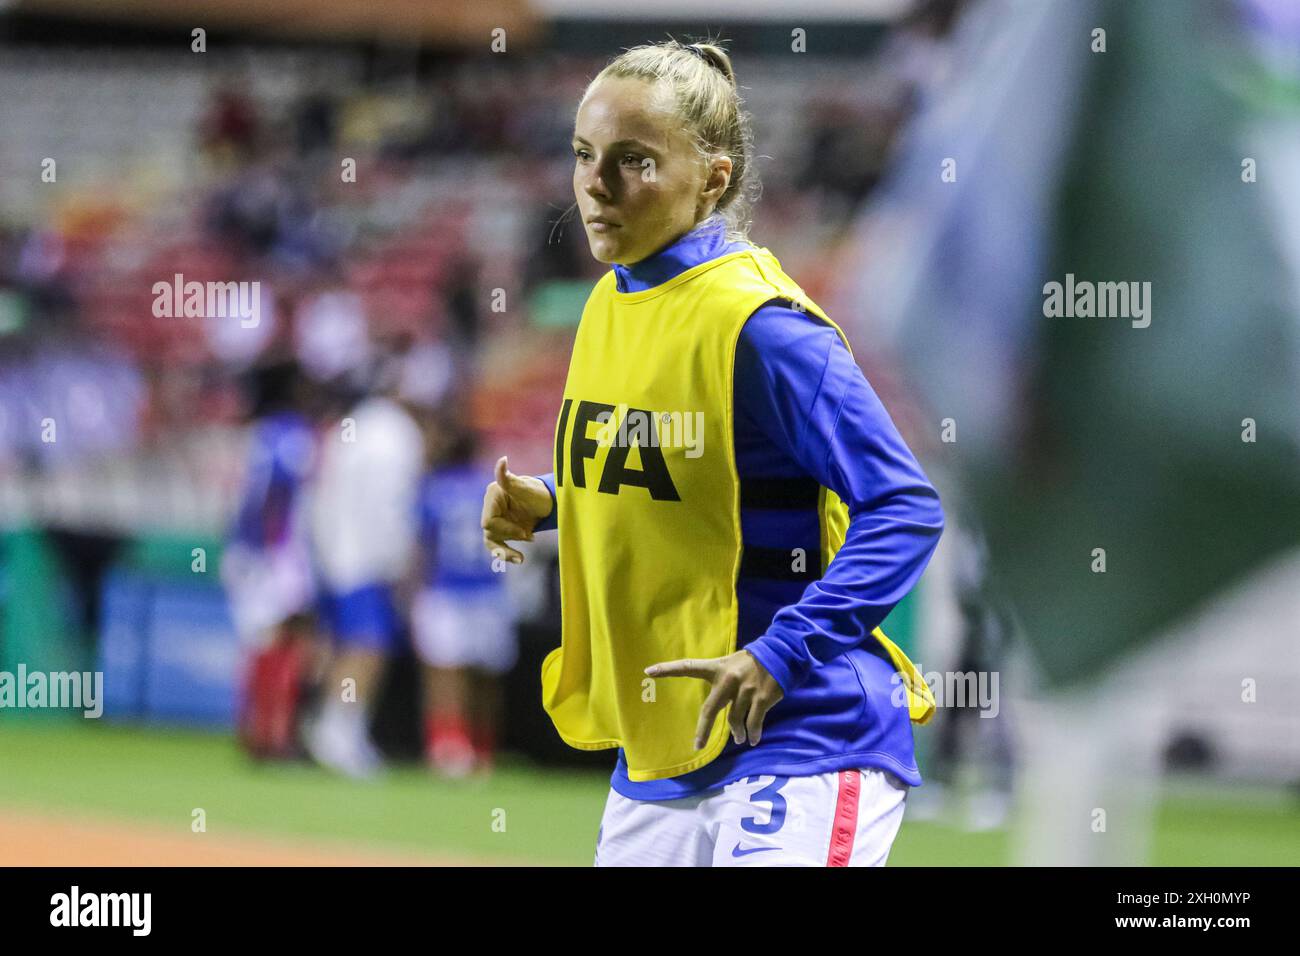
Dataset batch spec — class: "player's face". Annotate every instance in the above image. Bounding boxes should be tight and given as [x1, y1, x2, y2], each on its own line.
[572, 77, 710, 265]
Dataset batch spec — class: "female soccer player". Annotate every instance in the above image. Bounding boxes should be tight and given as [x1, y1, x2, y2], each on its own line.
[482, 39, 944, 866]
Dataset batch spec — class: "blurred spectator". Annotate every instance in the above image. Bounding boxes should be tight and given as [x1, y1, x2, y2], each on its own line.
[294, 88, 339, 159]
[200, 80, 261, 162]
[293, 273, 372, 383]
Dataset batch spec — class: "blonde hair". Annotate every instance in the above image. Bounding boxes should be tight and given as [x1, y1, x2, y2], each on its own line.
[583, 37, 759, 242]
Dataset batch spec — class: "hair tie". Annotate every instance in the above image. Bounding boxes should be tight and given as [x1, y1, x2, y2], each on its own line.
[684, 44, 714, 68]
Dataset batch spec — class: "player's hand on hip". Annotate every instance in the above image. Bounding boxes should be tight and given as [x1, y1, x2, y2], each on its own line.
[481, 455, 552, 565]
[645, 651, 783, 750]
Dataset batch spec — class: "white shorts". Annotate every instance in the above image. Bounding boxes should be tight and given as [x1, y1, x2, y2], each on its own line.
[221, 544, 315, 648]
[411, 588, 517, 674]
[594, 768, 909, 867]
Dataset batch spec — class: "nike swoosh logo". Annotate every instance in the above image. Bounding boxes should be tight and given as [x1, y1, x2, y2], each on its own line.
[731, 844, 779, 858]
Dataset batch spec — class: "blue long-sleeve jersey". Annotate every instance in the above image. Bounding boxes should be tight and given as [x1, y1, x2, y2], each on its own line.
[535, 215, 944, 799]
[230, 410, 314, 552]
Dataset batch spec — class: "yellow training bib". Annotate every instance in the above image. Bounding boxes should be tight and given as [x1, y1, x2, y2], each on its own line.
[542, 247, 934, 782]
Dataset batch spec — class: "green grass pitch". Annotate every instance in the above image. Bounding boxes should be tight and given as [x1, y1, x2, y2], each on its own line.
[0, 723, 1295, 865]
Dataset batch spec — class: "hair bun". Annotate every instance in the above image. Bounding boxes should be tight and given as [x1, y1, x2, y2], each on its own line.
[686, 43, 736, 84]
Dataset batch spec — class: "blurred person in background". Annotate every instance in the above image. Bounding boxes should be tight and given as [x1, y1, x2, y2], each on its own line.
[293, 267, 373, 384]
[200, 75, 261, 166]
[304, 358, 424, 778]
[222, 358, 322, 760]
[413, 417, 515, 778]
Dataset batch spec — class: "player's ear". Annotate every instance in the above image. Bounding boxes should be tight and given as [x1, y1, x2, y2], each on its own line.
[702, 154, 732, 204]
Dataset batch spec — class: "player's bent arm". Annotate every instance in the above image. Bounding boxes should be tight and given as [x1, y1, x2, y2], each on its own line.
[746, 488, 944, 694]
[736, 307, 945, 694]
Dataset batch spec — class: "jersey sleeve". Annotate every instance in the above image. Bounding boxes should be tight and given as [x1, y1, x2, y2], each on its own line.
[737, 301, 945, 694]
[534, 472, 558, 533]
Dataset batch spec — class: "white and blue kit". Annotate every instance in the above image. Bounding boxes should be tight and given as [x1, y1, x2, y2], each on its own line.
[309, 396, 423, 649]
[412, 464, 515, 674]
[535, 216, 944, 865]
[223, 410, 317, 646]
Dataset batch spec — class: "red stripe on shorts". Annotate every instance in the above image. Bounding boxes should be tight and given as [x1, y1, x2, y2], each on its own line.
[825, 770, 861, 867]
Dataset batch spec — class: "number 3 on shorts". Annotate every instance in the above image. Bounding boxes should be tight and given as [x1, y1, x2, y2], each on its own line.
[724, 774, 790, 862]
[741, 775, 789, 834]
